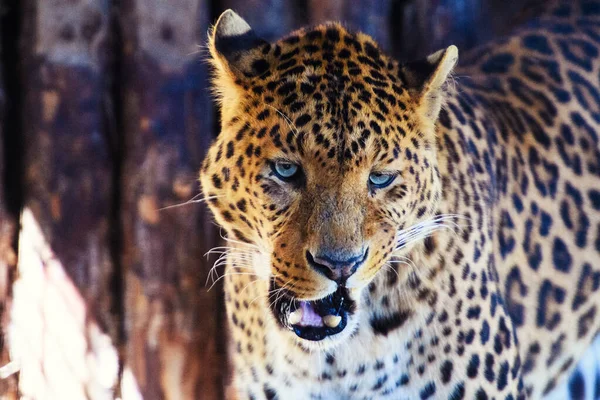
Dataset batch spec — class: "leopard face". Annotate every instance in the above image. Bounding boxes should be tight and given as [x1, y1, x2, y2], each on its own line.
[200, 11, 457, 346]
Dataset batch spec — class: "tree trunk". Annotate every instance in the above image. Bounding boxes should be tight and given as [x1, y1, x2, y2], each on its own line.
[119, 1, 224, 399]
[308, 0, 393, 51]
[10, 0, 119, 398]
[0, 25, 19, 400]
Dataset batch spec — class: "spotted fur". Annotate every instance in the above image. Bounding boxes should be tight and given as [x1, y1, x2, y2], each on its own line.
[200, 3, 600, 399]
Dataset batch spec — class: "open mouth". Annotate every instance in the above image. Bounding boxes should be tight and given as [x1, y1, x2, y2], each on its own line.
[269, 281, 356, 341]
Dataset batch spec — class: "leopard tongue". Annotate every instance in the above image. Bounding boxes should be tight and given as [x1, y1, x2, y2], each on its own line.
[296, 301, 323, 327]
[288, 301, 342, 328]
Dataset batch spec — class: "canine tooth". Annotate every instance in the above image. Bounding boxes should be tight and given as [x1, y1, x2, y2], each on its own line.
[323, 315, 342, 328]
[288, 308, 303, 325]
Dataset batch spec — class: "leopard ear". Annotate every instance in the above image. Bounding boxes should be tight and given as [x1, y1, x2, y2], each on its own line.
[209, 10, 270, 82]
[401, 45, 459, 121]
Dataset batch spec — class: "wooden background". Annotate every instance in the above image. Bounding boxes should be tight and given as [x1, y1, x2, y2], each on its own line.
[0, 0, 547, 399]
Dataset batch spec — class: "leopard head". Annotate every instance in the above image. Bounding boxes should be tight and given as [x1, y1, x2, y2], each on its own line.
[200, 10, 458, 346]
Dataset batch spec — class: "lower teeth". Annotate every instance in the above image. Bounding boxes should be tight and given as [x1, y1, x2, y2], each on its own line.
[288, 308, 303, 325]
[323, 314, 342, 328]
[288, 309, 342, 328]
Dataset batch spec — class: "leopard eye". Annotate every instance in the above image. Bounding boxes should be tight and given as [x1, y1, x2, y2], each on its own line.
[368, 172, 396, 189]
[272, 161, 300, 181]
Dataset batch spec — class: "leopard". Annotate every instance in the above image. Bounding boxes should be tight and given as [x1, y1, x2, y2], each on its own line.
[199, 2, 600, 399]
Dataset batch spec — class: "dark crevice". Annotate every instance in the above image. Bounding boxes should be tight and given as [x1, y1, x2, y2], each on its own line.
[292, 0, 311, 27]
[389, 0, 409, 60]
[209, 0, 222, 137]
[107, 0, 125, 395]
[210, 0, 223, 28]
[1, 0, 24, 226]
[0, 0, 23, 393]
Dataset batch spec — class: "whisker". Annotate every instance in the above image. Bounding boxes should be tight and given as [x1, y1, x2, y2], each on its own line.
[382, 263, 400, 279]
[240, 278, 262, 297]
[264, 103, 299, 137]
[394, 213, 469, 250]
[219, 228, 261, 250]
[207, 272, 257, 291]
[157, 194, 223, 211]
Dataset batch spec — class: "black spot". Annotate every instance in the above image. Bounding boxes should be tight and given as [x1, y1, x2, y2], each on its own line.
[339, 48, 351, 58]
[212, 174, 222, 189]
[465, 329, 475, 344]
[370, 310, 412, 336]
[504, 267, 527, 326]
[222, 210, 233, 222]
[295, 114, 311, 127]
[420, 382, 436, 399]
[480, 320, 490, 344]
[370, 120, 382, 134]
[484, 353, 495, 382]
[249, 59, 269, 77]
[568, 369, 585, 400]
[440, 360, 453, 384]
[467, 354, 480, 378]
[537, 279, 566, 329]
[523, 34, 554, 55]
[552, 237, 572, 272]
[364, 42, 381, 60]
[396, 374, 410, 386]
[577, 305, 597, 338]
[589, 189, 600, 210]
[226, 141, 235, 158]
[467, 306, 481, 319]
[497, 361, 509, 390]
[279, 48, 299, 61]
[372, 375, 388, 390]
[232, 229, 251, 243]
[236, 199, 247, 212]
[325, 28, 340, 42]
[542, 378, 557, 396]
[572, 263, 600, 311]
[277, 82, 296, 96]
[263, 385, 278, 400]
[475, 388, 488, 400]
[300, 82, 315, 94]
[356, 364, 366, 375]
[257, 109, 270, 120]
[424, 236, 436, 255]
[449, 382, 465, 400]
[256, 127, 268, 138]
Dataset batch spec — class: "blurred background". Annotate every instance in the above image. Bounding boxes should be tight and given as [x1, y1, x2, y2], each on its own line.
[0, 0, 551, 399]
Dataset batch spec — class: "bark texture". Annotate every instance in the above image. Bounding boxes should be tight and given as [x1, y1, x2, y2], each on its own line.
[11, 0, 119, 398]
[120, 1, 224, 398]
[0, 27, 18, 400]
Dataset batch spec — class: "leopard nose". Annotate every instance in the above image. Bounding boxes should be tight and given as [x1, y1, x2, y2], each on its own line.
[306, 248, 369, 283]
